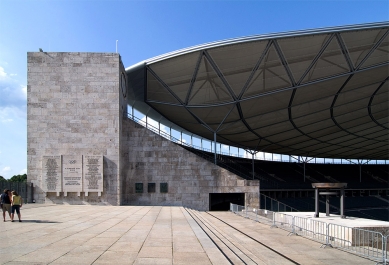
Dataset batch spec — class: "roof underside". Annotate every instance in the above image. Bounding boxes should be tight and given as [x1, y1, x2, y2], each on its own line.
[126, 22, 389, 160]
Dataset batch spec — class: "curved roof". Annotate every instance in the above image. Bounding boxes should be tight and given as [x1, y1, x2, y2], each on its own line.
[126, 22, 389, 160]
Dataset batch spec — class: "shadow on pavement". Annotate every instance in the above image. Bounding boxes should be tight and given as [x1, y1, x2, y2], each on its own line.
[15, 220, 61, 223]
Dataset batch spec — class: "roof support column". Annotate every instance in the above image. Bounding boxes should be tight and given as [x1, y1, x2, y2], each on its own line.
[314, 188, 319, 218]
[252, 153, 255, 180]
[340, 187, 345, 219]
[214, 132, 217, 165]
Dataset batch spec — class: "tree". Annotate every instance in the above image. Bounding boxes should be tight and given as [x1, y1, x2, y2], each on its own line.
[8, 174, 27, 182]
[0, 175, 7, 182]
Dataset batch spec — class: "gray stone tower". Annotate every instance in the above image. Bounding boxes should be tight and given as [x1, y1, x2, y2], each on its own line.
[27, 52, 127, 205]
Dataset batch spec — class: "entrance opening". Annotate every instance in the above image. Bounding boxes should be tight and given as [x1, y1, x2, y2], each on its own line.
[209, 193, 245, 211]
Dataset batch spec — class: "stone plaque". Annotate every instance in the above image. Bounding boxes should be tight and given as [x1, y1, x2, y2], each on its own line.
[83, 155, 103, 196]
[42, 156, 62, 196]
[62, 155, 82, 196]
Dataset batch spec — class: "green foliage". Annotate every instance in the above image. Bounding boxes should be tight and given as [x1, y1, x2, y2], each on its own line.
[0, 175, 7, 181]
[8, 174, 27, 182]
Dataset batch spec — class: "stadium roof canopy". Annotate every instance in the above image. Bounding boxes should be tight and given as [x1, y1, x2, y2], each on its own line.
[126, 22, 389, 160]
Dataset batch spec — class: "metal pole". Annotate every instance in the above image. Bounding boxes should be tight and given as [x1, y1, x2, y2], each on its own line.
[304, 162, 306, 182]
[326, 194, 330, 216]
[314, 188, 319, 217]
[214, 132, 217, 165]
[340, 187, 345, 218]
[382, 236, 388, 262]
[252, 153, 255, 180]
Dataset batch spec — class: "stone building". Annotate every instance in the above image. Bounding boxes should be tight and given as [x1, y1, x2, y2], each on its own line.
[27, 52, 260, 210]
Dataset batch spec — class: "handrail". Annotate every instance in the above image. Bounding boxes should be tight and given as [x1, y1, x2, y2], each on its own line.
[126, 113, 256, 180]
[125, 111, 388, 165]
[260, 193, 299, 212]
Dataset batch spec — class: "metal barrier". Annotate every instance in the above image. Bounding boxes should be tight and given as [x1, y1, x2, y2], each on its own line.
[230, 203, 274, 225]
[293, 216, 328, 244]
[273, 212, 295, 234]
[328, 224, 386, 262]
[230, 203, 388, 264]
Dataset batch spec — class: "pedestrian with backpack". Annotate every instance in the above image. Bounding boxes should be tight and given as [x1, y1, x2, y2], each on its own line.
[1, 189, 12, 222]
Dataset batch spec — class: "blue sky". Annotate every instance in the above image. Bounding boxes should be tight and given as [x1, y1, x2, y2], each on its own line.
[0, 0, 388, 179]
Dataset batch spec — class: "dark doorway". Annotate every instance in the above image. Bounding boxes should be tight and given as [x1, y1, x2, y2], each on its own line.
[209, 193, 245, 211]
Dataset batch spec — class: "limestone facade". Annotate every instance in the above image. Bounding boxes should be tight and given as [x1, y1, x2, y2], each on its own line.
[27, 52, 126, 205]
[27, 52, 260, 210]
[120, 118, 260, 210]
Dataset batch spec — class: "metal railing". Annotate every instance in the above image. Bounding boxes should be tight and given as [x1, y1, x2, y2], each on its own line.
[230, 203, 388, 264]
[260, 194, 299, 212]
[126, 112, 257, 180]
[126, 109, 389, 165]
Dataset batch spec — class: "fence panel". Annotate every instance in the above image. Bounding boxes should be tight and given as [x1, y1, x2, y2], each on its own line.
[329, 224, 385, 262]
[235, 205, 246, 218]
[293, 216, 327, 244]
[273, 213, 294, 233]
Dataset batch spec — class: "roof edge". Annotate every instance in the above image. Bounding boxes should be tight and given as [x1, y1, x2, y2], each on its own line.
[125, 21, 389, 70]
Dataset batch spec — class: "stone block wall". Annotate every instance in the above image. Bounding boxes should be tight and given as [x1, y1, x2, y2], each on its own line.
[121, 118, 260, 210]
[27, 52, 126, 205]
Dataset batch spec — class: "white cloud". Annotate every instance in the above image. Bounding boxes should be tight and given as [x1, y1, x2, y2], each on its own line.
[0, 106, 25, 122]
[21, 85, 27, 98]
[0, 66, 6, 79]
[1, 166, 11, 174]
[0, 65, 27, 108]
[0, 67, 27, 179]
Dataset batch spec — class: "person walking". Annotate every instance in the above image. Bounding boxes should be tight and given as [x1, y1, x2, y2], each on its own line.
[10, 191, 22, 222]
[1, 189, 12, 222]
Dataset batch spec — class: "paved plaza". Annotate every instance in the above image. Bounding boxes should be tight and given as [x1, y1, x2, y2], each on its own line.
[1, 204, 374, 264]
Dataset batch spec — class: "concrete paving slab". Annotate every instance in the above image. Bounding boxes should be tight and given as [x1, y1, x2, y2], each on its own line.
[92, 250, 137, 264]
[137, 246, 173, 258]
[133, 257, 172, 265]
[173, 252, 212, 265]
[0, 205, 380, 265]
